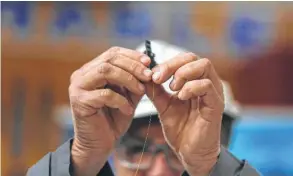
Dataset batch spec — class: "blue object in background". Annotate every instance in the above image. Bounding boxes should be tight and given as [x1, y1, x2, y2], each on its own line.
[171, 12, 190, 46]
[230, 17, 262, 49]
[228, 16, 272, 58]
[54, 3, 82, 34]
[229, 118, 293, 176]
[1, 1, 31, 28]
[113, 5, 151, 38]
[51, 2, 94, 38]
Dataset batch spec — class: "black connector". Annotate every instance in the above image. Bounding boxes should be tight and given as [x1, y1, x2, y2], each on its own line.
[144, 40, 157, 69]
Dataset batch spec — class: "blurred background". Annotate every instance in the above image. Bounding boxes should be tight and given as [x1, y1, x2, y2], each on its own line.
[1, 1, 293, 176]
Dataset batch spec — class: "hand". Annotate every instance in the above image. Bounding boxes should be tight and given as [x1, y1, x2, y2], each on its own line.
[145, 53, 224, 176]
[69, 47, 153, 176]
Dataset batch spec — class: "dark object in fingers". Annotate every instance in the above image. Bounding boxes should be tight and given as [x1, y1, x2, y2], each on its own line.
[144, 40, 157, 69]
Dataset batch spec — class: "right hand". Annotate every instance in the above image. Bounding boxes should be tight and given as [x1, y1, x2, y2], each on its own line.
[69, 47, 153, 175]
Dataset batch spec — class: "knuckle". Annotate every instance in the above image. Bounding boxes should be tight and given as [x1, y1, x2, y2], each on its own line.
[202, 79, 213, 89]
[186, 52, 198, 61]
[109, 53, 120, 63]
[109, 46, 121, 54]
[202, 58, 212, 70]
[129, 61, 140, 72]
[106, 46, 121, 60]
[163, 63, 172, 74]
[70, 70, 80, 83]
[127, 74, 134, 81]
[101, 89, 113, 99]
[97, 62, 111, 74]
[111, 66, 120, 78]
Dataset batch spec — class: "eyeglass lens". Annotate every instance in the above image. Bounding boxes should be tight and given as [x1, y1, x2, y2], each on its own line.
[117, 141, 183, 171]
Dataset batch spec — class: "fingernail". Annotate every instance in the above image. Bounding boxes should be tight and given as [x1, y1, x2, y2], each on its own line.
[143, 69, 152, 77]
[152, 71, 160, 81]
[138, 83, 145, 92]
[170, 78, 176, 89]
[141, 55, 150, 64]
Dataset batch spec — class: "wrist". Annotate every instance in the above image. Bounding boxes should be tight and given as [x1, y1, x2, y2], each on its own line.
[186, 158, 217, 176]
[71, 139, 113, 176]
[180, 147, 219, 176]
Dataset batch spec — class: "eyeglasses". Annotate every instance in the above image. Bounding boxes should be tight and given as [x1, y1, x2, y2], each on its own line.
[115, 134, 184, 171]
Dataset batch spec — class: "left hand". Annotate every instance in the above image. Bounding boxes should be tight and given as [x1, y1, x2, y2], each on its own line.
[145, 52, 225, 175]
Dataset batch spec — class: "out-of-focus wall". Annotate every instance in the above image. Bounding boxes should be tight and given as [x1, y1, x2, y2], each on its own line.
[1, 2, 293, 175]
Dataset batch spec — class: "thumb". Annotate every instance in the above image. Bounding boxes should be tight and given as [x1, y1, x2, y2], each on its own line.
[144, 81, 171, 115]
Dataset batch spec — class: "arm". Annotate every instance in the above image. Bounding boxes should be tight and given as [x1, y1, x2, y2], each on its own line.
[181, 146, 261, 176]
[209, 146, 260, 176]
[27, 139, 260, 176]
[144, 53, 261, 176]
[28, 47, 153, 176]
[26, 139, 115, 176]
[26, 140, 72, 176]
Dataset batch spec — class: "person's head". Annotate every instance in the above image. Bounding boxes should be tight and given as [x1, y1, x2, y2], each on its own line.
[113, 115, 184, 176]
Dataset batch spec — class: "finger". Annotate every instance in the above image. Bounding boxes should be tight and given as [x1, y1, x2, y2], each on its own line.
[77, 89, 134, 116]
[170, 58, 223, 93]
[152, 52, 198, 84]
[75, 63, 145, 95]
[178, 79, 224, 110]
[107, 46, 151, 66]
[117, 86, 143, 109]
[145, 81, 171, 115]
[109, 54, 153, 82]
[81, 47, 151, 74]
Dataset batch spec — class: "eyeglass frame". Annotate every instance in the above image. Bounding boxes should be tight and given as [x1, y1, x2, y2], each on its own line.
[115, 134, 184, 171]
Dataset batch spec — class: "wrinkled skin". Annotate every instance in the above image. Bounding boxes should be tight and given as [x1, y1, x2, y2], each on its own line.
[145, 53, 224, 175]
[69, 47, 224, 176]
